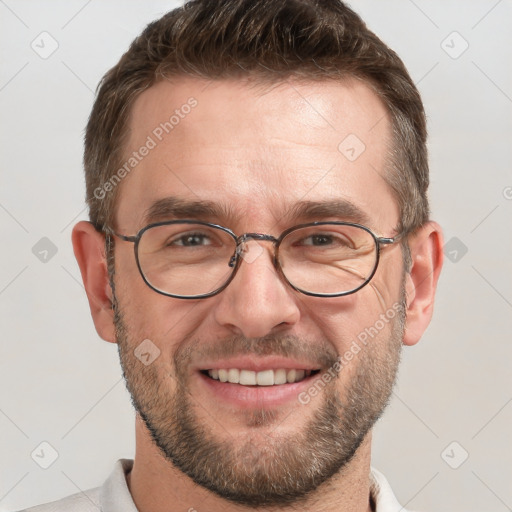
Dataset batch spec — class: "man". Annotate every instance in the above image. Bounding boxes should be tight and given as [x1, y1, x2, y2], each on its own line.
[22, 0, 443, 510]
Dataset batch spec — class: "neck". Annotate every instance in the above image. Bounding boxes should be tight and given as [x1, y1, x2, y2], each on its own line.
[126, 415, 374, 512]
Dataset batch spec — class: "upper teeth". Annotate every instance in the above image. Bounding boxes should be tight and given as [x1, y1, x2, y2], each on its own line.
[207, 368, 312, 386]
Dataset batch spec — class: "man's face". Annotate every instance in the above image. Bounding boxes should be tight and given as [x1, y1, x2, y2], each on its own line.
[111, 77, 405, 506]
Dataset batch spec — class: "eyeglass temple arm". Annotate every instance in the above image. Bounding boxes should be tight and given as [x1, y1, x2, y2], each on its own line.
[377, 230, 406, 246]
[102, 226, 138, 243]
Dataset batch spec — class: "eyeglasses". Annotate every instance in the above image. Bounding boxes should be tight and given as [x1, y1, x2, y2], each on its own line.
[104, 220, 402, 299]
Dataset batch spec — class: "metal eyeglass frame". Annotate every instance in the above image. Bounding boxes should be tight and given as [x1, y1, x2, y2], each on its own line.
[104, 220, 403, 300]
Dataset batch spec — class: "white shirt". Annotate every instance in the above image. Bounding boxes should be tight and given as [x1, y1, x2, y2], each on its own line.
[20, 459, 413, 512]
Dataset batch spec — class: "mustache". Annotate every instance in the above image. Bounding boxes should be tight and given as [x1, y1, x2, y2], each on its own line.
[175, 333, 340, 370]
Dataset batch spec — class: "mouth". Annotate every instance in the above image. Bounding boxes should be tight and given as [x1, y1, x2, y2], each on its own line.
[200, 368, 322, 386]
[194, 354, 328, 409]
[197, 366, 324, 409]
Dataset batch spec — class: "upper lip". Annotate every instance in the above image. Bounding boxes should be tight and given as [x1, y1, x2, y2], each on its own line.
[195, 356, 322, 372]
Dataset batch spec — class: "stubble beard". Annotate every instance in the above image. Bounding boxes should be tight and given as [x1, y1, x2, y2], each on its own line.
[114, 292, 405, 508]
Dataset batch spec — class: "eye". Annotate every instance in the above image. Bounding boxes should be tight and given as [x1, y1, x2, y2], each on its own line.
[299, 232, 353, 248]
[169, 232, 213, 247]
[302, 234, 336, 246]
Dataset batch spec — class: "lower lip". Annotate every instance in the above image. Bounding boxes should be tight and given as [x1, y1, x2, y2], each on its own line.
[197, 371, 320, 409]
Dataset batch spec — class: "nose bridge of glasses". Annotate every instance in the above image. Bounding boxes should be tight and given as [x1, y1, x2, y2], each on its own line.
[229, 233, 279, 266]
[237, 232, 278, 245]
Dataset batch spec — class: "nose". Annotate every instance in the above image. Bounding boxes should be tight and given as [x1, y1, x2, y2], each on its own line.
[213, 239, 301, 338]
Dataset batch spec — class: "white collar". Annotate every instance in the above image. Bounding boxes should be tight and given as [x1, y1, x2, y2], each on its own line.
[370, 467, 413, 512]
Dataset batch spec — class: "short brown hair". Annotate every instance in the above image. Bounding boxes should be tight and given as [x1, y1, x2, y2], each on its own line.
[85, 0, 429, 236]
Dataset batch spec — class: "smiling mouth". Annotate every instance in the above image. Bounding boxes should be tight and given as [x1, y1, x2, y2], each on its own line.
[200, 368, 321, 386]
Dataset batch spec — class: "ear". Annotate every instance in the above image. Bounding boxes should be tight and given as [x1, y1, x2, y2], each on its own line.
[72, 221, 116, 343]
[403, 221, 444, 346]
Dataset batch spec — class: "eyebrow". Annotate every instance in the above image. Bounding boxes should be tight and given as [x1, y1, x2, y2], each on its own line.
[143, 197, 242, 225]
[142, 197, 371, 228]
[284, 199, 371, 226]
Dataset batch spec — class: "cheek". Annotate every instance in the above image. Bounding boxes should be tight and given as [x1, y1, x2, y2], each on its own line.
[114, 244, 145, 295]
[305, 280, 402, 355]
[119, 295, 201, 348]
[364, 251, 405, 310]
[113, 249, 204, 349]
[322, 305, 401, 390]
[115, 294, 200, 390]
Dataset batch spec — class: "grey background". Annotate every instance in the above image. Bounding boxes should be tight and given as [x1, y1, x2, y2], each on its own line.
[1, 1, 511, 511]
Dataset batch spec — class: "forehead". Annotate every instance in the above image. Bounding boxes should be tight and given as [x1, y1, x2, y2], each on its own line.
[115, 76, 397, 232]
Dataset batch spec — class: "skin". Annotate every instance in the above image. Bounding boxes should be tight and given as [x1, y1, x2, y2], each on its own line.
[73, 77, 443, 512]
